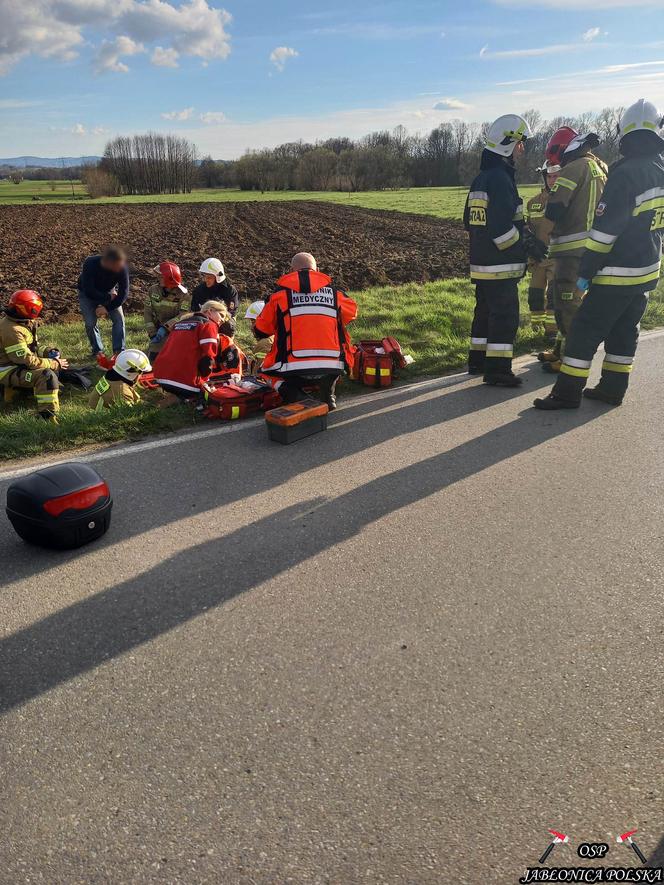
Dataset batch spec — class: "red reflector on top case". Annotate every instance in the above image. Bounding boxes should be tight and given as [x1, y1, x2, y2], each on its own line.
[43, 482, 110, 517]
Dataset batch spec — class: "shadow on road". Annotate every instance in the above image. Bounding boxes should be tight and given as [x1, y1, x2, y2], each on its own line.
[648, 835, 664, 868]
[1, 365, 556, 586]
[0, 389, 596, 715]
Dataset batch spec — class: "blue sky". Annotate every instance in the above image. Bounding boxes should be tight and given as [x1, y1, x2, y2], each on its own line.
[1, 0, 663, 158]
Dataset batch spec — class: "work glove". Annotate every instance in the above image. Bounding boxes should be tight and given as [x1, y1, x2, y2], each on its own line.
[150, 326, 168, 346]
[197, 356, 214, 377]
[522, 228, 549, 263]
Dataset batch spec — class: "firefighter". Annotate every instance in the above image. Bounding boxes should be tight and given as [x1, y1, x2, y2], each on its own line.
[535, 99, 664, 410]
[253, 252, 357, 410]
[464, 113, 546, 387]
[144, 261, 189, 362]
[88, 349, 151, 411]
[153, 299, 229, 400]
[526, 162, 560, 337]
[536, 127, 607, 372]
[0, 290, 67, 421]
[190, 258, 238, 336]
[243, 300, 273, 374]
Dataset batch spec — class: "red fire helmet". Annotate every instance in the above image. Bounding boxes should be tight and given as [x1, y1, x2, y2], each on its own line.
[545, 127, 579, 168]
[9, 289, 43, 319]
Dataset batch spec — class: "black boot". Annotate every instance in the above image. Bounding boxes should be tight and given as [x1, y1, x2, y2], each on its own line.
[483, 372, 523, 388]
[583, 386, 623, 407]
[533, 393, 579, 410]
[318, 375, 338, 411]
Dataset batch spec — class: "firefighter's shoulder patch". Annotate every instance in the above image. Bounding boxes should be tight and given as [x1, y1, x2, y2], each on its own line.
[596, 202, 607, 217]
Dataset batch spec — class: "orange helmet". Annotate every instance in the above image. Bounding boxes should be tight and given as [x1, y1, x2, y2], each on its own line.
[9, 289, 43, 319]
[545, 127, 578, 168]
[157, 261, 187, 293]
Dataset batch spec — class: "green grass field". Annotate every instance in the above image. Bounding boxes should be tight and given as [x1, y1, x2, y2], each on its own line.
[3, 277, 662, 462]
[0, 180, 540, 220]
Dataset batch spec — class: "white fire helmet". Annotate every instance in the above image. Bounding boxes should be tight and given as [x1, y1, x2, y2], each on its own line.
[485, 114, 533, 158]
[199, 257, 226, 283]
[245, 300, 265, 320]
[619, 99, 664, 143]
[114, 349, 151, 381]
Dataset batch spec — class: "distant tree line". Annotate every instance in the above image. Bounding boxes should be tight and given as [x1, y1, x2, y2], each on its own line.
[99, 133, 198, 196]
[195, 107, 625, 192]
[0, 165, 84, 181]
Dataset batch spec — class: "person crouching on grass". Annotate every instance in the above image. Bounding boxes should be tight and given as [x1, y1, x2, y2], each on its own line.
[77, 245, 129, 358]
[152, 300, 240, 404]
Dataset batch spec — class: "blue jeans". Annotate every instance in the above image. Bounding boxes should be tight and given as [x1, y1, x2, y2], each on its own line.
[78, 292, 126, 354]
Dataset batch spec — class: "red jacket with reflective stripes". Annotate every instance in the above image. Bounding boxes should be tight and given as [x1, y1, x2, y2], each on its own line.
[254, 269, 357, 375]
[153, 313, 219, 393]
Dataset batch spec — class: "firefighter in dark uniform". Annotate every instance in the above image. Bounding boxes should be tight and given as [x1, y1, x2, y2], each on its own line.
[464, 113, 546, 387]
[535, 99, 664, 410]
[0, 290, 68, 420]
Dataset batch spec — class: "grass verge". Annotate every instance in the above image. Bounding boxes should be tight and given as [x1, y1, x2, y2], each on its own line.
[1, 278, 663, 461]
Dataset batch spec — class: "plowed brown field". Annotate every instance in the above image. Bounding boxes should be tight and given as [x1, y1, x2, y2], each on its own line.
[0, 201, 468, 320]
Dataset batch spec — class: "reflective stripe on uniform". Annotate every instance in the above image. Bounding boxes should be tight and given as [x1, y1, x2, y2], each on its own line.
[470, 337, 487, 351]
[199, 337, 218, 345]
[0, 365, 15, 380]
[602, 360, 633, 373]
[470, 263, 526, 279]
[468, 191, 489, 207]
[604, 352, 633, 364]
[493, 225, 520, 251]
[154, 378, 201, 393]
[549, 231, 589, 253]
[292, 349, 341, 358]
[594, 260, 662, 286]
[633, 186, 664, 216]
[35, 393, 58, 403]
[276, 359, 344, 372]
[553, 177, 578, 191]
[586, 228, 617, 254]
[486, 343, 513, 358]
[289, 306, 338, 318]
[560, 359, 591, 378]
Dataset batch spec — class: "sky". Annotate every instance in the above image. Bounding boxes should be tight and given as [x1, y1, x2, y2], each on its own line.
[1, 0, 663, 159]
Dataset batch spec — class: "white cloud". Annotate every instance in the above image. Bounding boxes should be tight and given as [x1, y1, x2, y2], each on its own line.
[93, 35, 144, 73]
[0, 0, 232, 76]
[480, 42, 597, 59]
[269, 46, 298, 72]
[72, 122, 87, 135]
[161, 107, 194, 121]
[151, 45, 179, 67]
[433, 98, 468, 110]
[582, 27, 604, 42]
[199, 111, 227, 124]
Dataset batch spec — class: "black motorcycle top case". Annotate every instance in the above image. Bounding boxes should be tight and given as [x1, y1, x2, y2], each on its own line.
[6, 462, 113, 549]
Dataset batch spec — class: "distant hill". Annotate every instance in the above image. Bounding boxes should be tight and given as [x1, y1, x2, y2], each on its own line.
[0, 156, 101, 168]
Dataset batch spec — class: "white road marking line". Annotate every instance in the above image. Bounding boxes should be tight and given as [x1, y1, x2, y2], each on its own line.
[1, 329, 663, 483]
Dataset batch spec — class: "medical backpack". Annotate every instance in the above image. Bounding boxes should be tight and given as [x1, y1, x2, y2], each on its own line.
[350, 337, 409, 388]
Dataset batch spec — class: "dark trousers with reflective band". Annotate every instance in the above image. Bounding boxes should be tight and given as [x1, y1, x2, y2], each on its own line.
[528, 260, 554, 326]
[552, 285, 649, 404]
[469, 279, 520, 375]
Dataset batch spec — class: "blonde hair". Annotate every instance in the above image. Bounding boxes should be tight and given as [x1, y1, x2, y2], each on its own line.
[200, 300, 230, 324]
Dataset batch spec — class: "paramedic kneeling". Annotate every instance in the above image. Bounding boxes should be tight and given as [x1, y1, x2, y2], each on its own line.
[253, 253, 357, 410]
[153, 300, 224, 399]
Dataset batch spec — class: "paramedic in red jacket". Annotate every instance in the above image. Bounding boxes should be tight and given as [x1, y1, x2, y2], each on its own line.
[254, 253, 357, 410]
[153, 300, 226, 399]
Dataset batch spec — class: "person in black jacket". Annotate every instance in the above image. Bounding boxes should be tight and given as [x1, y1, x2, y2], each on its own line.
[535, 99, 664, 410]
[77, 245, 129, 356]
[190, 257, 238, 336]
[463, 113, 545, 387]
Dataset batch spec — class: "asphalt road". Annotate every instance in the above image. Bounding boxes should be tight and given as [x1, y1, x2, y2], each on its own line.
[2, 335, 664, 884]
